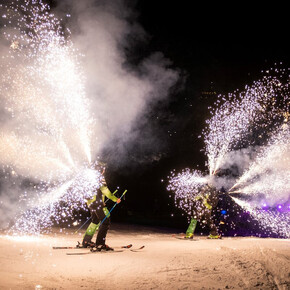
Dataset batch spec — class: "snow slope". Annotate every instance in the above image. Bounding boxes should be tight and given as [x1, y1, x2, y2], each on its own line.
[0, 224, 289, 289]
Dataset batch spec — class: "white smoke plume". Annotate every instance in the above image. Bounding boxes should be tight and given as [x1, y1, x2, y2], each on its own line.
[56, 0, 180, 165]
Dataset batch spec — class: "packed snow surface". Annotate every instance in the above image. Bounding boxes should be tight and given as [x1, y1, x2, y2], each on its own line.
[0, 224, 289, 289]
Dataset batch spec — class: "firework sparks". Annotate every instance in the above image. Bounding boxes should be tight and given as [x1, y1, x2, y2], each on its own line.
[9, 166, 103, 234]
[167, 169, 209, 216]
[0, 1, 99, 234]
[168, 67, 289, 237]
[230, 125, 290, 202]
[231, 197, 290, 238]
[0, 0, 93, 177]
[203, 70, 289, 175]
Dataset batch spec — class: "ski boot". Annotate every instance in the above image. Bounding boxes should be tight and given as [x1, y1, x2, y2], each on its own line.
[207, 234, 221, 239]
[82, 234, 96, 248]
[185, 233, 194, 239]
[82, 240, 96, 248]
[95, 244, 114, 251]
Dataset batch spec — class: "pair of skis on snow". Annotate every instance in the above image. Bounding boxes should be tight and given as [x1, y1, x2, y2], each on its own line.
[53, 243, 145, 255]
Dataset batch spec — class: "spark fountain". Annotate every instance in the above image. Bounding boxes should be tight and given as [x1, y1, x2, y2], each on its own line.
[0, 0, 101, 235]
[167, 67, 290, 237]
[167, 169, 209, 216]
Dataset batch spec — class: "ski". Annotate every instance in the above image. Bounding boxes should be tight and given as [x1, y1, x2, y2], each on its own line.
[53, 241, 84, 249]
[66, 245, 144, 255]
[172, 234, 198, 241]
[53, 246, 85, 249]
[53, 243, 133, 250]
[94, 244, 133, 250]
[66, 249, 124, 255]
[207, 235, 222, 240]
[130, 245, 145, 252]
[174, 236, 198, 241]
[121, 244, 133, 249]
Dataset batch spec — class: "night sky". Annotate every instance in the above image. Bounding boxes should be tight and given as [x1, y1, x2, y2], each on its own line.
[103, 1, 290, 228]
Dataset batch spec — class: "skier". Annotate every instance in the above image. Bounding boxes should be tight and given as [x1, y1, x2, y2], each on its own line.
[82, 161, 121, 250]
[185, 184, 221, 239]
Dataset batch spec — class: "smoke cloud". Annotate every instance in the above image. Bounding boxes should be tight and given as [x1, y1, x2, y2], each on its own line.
[56, 0, 180, 166]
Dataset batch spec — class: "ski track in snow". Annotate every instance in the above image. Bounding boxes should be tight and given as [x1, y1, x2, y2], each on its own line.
[0, 224, 289, 289]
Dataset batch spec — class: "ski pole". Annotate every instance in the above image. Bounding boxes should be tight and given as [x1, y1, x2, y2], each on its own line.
[74, 217, 91, 234]
[98, 189, 127, 228]
[74, 189, 118, 234]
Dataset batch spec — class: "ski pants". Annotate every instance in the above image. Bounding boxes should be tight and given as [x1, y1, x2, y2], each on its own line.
[89, 199, 110, 245]
[196, 209, 218, 236]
